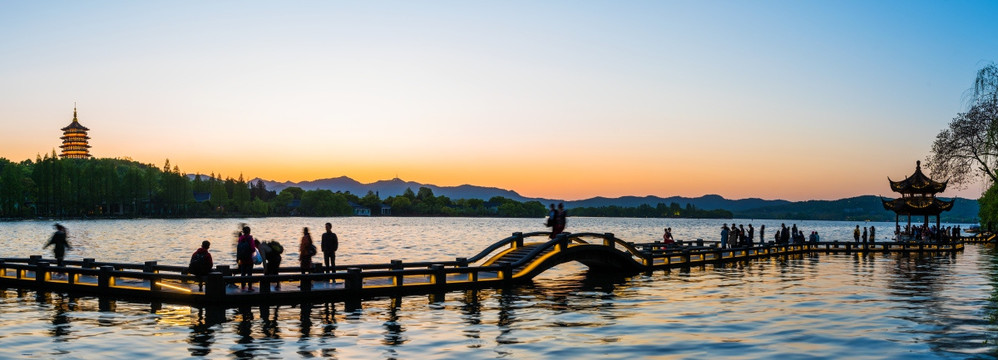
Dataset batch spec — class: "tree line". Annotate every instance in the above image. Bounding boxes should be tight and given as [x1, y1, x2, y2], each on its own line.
[0, 154, 552, 219]
[570, 202, 732, 219]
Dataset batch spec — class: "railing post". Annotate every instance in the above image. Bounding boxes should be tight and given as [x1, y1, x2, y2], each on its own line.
[144, 261, 160, 291]
[456, 257, 468, 267]
[391, 260, 403, 270]
[513, 232, 524, 248]
[0, 259, 5, 278]
[216, 265, 232, 277]
[502, 263, 513, 284]
[205, 271, 224, 301]
[29, 255, 41, 265]
[36, 261, 50, 284]
[346, 268, 362, 294]
[604, 233, 615, 247]
[432, 264, 446, 287]
[697, 239, 704, 247]
[98, 265, 114, 290]
[557, 233, 569, 252]
[393, 269, 404, 287]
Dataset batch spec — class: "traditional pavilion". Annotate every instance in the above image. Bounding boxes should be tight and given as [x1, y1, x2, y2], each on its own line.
[881, 160, 954, 232]
[59, 105, 92, 159]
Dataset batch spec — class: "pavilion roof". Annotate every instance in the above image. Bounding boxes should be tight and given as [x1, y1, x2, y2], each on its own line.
[881, 196, 954, 216]
[888, 161, 947, 194]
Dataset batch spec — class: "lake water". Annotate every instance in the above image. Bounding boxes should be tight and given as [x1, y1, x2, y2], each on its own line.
[1, 217, 995, 359]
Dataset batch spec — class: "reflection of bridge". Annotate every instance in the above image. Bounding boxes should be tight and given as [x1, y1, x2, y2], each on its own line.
[0, 231, 969, 306]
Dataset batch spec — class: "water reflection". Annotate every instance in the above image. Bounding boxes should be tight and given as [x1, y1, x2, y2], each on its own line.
[0, 217, 994, 359]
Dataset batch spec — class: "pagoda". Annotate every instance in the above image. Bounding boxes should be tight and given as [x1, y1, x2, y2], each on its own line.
[59, 105, 92, 159]
[881, 160, 953, 231]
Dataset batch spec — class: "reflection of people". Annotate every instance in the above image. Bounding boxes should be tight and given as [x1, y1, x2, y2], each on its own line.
[44, 224, 71, 266]
[321, 223, 338, 273]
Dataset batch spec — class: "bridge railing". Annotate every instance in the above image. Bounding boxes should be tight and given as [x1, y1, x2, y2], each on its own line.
[467, 231, 552, 264]
[564, 232, 651, 266]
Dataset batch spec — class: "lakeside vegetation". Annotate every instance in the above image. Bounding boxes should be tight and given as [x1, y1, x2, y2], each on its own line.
[570, 203, 732, 219]
[0, 154, 551, 219]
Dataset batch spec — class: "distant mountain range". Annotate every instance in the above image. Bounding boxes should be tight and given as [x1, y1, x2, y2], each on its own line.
[252, 176, 979, 222]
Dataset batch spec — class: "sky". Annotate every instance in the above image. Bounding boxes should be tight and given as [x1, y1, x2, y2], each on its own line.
[1, 1, 996, 201]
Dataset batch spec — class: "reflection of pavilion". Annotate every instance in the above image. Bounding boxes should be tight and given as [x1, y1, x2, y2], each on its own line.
[881, 161, 954, 233]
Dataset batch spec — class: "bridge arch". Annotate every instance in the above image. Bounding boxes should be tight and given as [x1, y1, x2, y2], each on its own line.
[473, 232, 648, 281]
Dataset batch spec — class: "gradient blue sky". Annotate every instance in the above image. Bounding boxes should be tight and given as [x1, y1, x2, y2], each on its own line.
[1, 1, 996, 201]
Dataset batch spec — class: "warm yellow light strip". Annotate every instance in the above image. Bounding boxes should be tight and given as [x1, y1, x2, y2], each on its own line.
[156, 281, 193, 293]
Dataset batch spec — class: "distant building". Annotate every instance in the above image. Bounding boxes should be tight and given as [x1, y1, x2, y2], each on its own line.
[193, 192, 211, 203]
[380, 204, 392, 215]
[349, 202, 371, 216]
[59, 105, 92, 159]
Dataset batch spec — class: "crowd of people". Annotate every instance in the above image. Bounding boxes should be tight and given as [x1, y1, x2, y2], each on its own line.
[223, 223, 339, 292]
[894, 224, 963, 243]
[717, 223, 821, 248]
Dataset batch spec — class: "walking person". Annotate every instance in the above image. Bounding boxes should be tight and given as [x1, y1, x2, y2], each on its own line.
[321, 223, 338, 273]
[44, 224, 71, 267]
[720, 224, 729, 249]
[300, 227, 316, 274]
[236, 226, 257, 291]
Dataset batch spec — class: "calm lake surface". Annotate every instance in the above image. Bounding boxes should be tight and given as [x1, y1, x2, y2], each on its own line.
[1, 217, 995, 359]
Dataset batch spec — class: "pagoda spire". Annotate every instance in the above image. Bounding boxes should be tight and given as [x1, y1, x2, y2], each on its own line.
[73, 102, 78, 122]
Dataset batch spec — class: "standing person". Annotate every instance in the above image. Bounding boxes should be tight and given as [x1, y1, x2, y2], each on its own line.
[862, 227, 869, 243]
[748, 224, 755, 247]
[44, 224, 71, 267]
[264, 241, 283, 290]
[720, 224, 730, 249]
[759, 225, 766, 246]
[551, 203, 567, 238]
[256, 239, 271, 274]
[854, 225, 861, 242]
[546, 204, 557, 230]
[870, 226, 876, 243]
[237, 226, 257, 291]
[188, 241, 213, 291]
[321, 223, 338, 273]
[300, 227, 316, 274]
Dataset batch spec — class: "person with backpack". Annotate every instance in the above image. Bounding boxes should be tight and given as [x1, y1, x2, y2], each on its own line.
[188, 240, 214, 291]
[237, 226, 257, 292]
[264, 240, 284, 290]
